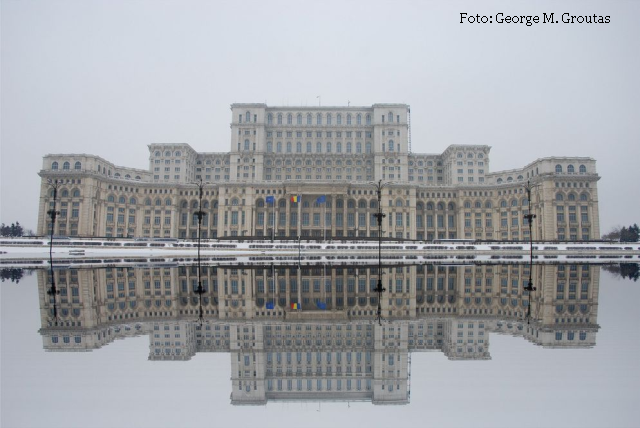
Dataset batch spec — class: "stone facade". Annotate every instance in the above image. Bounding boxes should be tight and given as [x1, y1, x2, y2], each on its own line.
[38, 103, 600, 241]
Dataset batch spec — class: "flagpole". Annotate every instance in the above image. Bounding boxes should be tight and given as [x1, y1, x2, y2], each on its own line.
[272, 199, 275, 242]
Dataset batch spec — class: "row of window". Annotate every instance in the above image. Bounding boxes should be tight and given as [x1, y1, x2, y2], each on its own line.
[266, 141, 377, 154]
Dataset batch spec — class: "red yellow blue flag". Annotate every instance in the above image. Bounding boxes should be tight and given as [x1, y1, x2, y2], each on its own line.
[291, 196, 299, 203]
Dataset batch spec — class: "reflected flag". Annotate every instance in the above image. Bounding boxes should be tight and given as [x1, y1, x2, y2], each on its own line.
[290, 195, 299, 203]
[316, 301, 327, 310]
[266, 301, 275, 310]
[291, 302, 299, 310]
[316, 195, 326, 204]
[266, 195, 275, 204]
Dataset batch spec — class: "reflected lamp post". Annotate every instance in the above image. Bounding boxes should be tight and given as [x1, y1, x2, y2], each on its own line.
[370, 180, 392, 325]
[523, 180, 537, 322]
[191, 179, 207, 324]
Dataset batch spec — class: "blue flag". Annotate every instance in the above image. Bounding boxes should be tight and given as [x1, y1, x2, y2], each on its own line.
[266, 301, 275, 309]
[316, 195, 326, 204]
[316, 301, 327, 310]
[266, 195, 275, 204]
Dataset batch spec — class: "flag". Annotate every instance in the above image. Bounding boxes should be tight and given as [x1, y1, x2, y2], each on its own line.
[316, 301, 327, 310]
[291, 302, 299, 310]
[316, 195, 326, 204]
[266, 301, 275, 310]
[266, 195, 275, 204]
[290, 195, 299, 203]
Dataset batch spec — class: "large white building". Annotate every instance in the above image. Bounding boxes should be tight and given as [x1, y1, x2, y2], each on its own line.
[37, 263, 600, 405]
[38, 103, 600, 240]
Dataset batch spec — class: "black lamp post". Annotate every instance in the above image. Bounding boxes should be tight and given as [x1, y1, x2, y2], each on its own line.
[46, 179, 61, 258]
[191, 179, 206, 324]
[46, 179, 61, 325]
[523, 180, 537, 322]
[371, 180, 391, 325]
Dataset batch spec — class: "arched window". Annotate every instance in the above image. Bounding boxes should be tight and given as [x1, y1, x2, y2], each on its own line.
[327, 114, 332, 125]
[370, 200, 378, 209]
[474, 201, 482, 208]
[426, 203, 434, 211]
[165, 198, 172, 206]
[267, 114, 273, 125]
[244, 139, 250, 150]
[231, 198, 239, 206]
[464, 201, 471, 208]
[74, 161, 81, 170]
[274, 114, 281, 124]
[326, 142, 332, 153]
[316, 113, 322, 125]
[307, 114, 312, 125]
[356, 114, 361, 125]
[286, 142, 292, 153]
[346, 142, 352, 153]
[517, 175, 523, 180]
[52, 162, 58, 170]
[555, 164, 563, 173]
[388, 112, 393, 123]
[366, 142, 372, 153]
[579, 165, 586, 174]
[306, 142, 312, 153]
[276, 142, 282, 153]
[316, 142, 322, 153]
[287, 114, 292, 125]
[129, 197, 137, 204]
[567, 165, 575, 174]
[497, 178, 503, 183]
[507, 177, 513, 182]
[256, 199, 264, 208]
[107, 195, 115, 202]
[500, 200, 507, 208]
[395, 199, 403, 207]
[437, 203, 444, 211]
[356, 142, 362, 153]
[388, 140, 394, 152]
[267, 142, 273, 152]
[164, 151, 171, 156]
[366, 114, 371, 125]
[145, 198, 152, 206]
[568, 193, 576, 201]
[175, 151, 181, 156]
[245, 111, 250, 123]
[155, 199, 162, 206]
[511, 199, 518, 207]
[347, 114, 352, 125]
[448, 203, 455, 211]
[556, 193, 564, 201]
[337, 114, 342, 125]
[336, 199, 344, 208]
[61, 189, 69, 197]
[485, 201, 492, 209]
[296, 142, 302, 153]
[467, 153, 474, 158]
[63, 161, 70, 170]
[297, 114, 302, 125]
[580, 193, 588, 201]
[119, 196, 126, 204]
[155, 151, 161, 157]
[337, 142, 342, 153]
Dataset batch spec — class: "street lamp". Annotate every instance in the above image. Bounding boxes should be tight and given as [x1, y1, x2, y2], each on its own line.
[190, 179, 208, 324]
[370, 180, 392, 325]
[46, 179, 61, 258]
[523, 180, 537, 323]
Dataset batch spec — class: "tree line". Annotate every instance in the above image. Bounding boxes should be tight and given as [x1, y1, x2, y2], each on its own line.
[602, 224, 640, 242]
[0, 222, 34, 237]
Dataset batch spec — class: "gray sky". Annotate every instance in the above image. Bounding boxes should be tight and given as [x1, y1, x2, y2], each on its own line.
[2, 0, 639, 233]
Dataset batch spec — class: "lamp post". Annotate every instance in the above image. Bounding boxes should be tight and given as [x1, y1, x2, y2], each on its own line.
[523, 180, 537, 322]
[46, 179, 61, 258]
[370, 180, 391, 325]
[191, 179, 207, 324]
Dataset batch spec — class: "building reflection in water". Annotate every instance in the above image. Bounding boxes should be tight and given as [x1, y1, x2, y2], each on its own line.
[36, 263, 601, 405]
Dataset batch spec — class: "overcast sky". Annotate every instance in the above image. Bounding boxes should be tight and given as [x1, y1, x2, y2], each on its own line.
[2, 0, 639, 233]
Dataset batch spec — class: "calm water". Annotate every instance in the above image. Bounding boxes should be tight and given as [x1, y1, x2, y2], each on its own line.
[1, 263, 639, 428]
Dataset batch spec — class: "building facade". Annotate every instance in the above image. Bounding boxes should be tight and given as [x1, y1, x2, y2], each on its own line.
[38, 103, 600, 241]
[36, 263, 601, 405]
